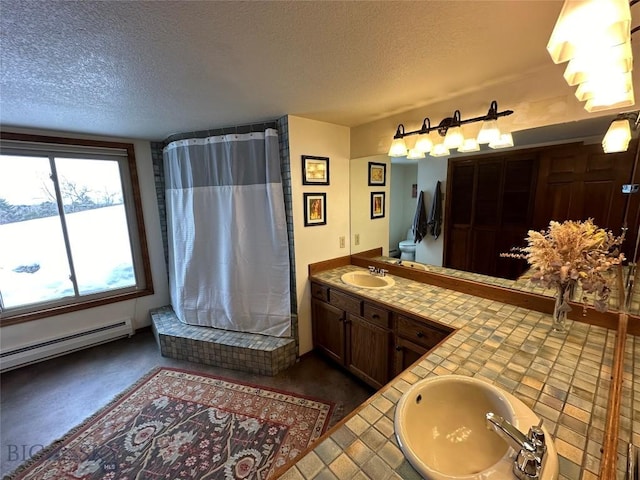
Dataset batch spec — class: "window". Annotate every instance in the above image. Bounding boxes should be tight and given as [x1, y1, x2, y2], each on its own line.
[0, 133, 153, 324]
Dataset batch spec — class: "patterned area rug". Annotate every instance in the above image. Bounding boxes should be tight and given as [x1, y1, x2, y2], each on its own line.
[7, 368, 334, 480]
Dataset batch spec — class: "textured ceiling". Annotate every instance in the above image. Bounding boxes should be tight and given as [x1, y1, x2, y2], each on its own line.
[0, 0, 599, 140]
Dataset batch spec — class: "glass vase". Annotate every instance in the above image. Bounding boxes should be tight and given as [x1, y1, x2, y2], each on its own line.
[551, 282, 572, 334]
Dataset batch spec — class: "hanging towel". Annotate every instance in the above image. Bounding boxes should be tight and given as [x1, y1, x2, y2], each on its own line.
[412, 190, 428, 243]
[428, 180, 443, 239]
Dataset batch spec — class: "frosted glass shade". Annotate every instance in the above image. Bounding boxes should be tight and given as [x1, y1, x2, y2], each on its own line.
[586, 90, 635, 113]
[430, 143, 450, 157]
[602, 118, 631, 153]
[414, 134, 433, 153]
[407, 148, 425, 160]
[388, 137, 408, 157]
[547, 0, 634, 112]
[444, 126, 464, 149]
[489, 132, 514, 149]
[458, 138, 480, 153]
[477, 119, 500, 144]
[563, 42, 632, 86]
[547, 0, 631, 64]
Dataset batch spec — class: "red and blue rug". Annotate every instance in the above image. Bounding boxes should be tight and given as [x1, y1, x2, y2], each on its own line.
[8, 368, 334, 480]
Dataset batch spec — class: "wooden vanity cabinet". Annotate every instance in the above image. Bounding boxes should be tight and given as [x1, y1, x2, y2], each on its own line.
[311, 298, 346, 365]
[311, 283, 393, 389]
[393, 313, 450, 375]
[311, 281, 452, 389]
[346, 301, 392, 389]
[393, 337, 428, 375]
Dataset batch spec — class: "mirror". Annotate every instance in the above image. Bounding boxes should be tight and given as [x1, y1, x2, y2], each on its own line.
[350, 114, 640, 315]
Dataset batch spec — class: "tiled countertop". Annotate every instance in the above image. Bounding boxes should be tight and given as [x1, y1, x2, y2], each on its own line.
[280, 265, 625, 480]
[372, 255, 628, 313]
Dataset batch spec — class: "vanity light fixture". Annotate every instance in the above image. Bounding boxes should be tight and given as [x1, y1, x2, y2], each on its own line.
[602, 111, 640, 153]
[547, 0, 635, 112]
[388, 100, 514, 158]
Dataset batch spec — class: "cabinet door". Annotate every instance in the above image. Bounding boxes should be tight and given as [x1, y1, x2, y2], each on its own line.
[394, 337, 428, 376]
[311, 298, 345, 365]
[346, 314, 391, 389]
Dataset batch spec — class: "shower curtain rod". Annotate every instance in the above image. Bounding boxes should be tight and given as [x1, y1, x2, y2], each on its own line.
[164, 121, 278, 146]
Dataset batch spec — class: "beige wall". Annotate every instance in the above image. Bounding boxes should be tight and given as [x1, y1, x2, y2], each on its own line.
[1, 128, 170, 353]
[288, 116, 350, 355]
[350, 155, 390, 255]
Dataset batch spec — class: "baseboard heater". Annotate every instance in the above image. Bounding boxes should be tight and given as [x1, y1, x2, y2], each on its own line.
[0, 319, 134, 372]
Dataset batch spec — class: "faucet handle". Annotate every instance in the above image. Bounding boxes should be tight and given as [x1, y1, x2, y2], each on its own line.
[368, 266, 376, 273]
[527, 421, 546, 458]
[514, 449, 540, 480]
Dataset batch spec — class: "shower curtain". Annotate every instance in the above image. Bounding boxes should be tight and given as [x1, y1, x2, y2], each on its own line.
[163, 129, 291, 337]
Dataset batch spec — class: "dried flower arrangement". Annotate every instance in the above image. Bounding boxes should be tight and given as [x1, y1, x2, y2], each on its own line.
[503, 219, 625, 313]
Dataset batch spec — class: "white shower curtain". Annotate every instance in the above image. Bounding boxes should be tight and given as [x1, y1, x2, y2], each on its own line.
[163, 129, 291, 337]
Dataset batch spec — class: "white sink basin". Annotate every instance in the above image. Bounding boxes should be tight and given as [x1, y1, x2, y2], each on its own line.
[341, 271, 395, 289]
[394, 375, 558, 480]
[399, 260, 429, 271]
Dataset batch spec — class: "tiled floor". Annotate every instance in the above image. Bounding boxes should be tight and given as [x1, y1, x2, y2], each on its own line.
[0, 328, 374, 477]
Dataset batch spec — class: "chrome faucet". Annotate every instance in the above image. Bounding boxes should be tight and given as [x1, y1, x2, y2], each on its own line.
[368, 266, 388, 276]
[486, 412, 546, 480]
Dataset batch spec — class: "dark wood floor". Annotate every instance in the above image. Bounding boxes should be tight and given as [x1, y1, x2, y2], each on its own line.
[0, 329, 374, 477]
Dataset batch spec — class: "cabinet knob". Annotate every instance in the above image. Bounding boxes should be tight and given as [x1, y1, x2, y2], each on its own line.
[372, 314, 380, 319]
[416, 331, 424, 338]
[395, 345, 402, 351]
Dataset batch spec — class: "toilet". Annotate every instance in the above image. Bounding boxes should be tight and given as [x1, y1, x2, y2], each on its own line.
[398, 228, 417, 261]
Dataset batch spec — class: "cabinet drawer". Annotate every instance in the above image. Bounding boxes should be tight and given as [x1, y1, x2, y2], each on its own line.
[363, 302, 391, 329]
[330, 290, 362, 316]
[397, 315, 448, 349]
[311, 283, 329, 302]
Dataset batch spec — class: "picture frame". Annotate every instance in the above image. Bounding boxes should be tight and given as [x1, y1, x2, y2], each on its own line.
[302, 155, 330, 185]
[304, 192, 327, 226]
[368, 161, 386, 186]
[371, 191, 385, 219]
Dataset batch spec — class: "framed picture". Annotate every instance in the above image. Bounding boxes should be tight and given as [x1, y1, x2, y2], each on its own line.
[302, 155, 330, 185]
[304, 192, 327, 226]
[368, 162, 386, 186]
[371, 192, 385, 219]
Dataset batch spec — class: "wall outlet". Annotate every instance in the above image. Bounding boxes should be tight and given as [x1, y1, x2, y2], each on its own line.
[339, 236, 345, 248]
[354, 233, 360, 246]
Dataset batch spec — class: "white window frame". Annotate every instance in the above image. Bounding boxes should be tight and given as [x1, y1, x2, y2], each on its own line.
[0, 132, 154, 325]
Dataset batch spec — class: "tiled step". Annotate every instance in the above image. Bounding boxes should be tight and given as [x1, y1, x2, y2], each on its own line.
[151, 306, 297, 375]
